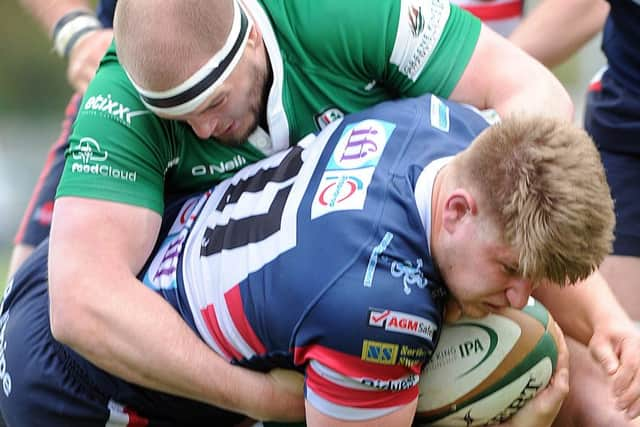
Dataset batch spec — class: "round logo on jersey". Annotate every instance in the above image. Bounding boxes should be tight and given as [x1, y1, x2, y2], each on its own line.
[317, 175, 364, 207]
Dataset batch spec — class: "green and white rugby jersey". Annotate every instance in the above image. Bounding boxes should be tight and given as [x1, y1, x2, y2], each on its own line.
[57, 0, 480, 214]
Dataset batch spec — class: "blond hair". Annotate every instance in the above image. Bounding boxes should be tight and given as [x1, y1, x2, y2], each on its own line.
[114, 0, 235, 91]
[456, 116, 614, 285]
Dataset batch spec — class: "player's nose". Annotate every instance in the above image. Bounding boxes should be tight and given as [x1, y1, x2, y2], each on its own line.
[506, 278, 533, 309]
[188, 116, 217, 139]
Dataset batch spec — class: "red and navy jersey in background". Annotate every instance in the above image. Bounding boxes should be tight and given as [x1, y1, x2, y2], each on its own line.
[141, 94, 491, 419]
[96, 0, 116, 27]
[602, 0, 640, 96]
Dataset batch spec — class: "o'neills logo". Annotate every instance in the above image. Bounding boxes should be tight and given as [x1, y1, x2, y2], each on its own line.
[191, 154, 247, 176]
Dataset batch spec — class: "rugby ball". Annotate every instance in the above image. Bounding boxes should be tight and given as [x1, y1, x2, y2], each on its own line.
[414, 298, 560, 426]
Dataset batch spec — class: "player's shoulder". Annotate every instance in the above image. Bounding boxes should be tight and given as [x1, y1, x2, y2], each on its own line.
[261, 0, 402, 52]
[72, 42, 173, 147]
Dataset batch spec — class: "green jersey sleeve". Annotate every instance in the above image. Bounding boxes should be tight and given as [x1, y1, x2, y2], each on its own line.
[55, 43, 176, 214]
[267, 0, 480, 100]
[387, 2, 481, 97]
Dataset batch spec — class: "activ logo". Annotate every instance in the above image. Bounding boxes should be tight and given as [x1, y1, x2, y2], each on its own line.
[326, 119, 395, 171]
[70, 137, 137, 182]
[368, 309, 437, 342]
[311, 167, 375, 219]
[83, 93, 151, 126]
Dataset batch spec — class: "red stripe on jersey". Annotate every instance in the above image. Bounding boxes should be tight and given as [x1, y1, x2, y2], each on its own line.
[201, 304, 243, 361]
[295, 344, 421, 378]
[225, 285, 267, 354]
[462, 1, 522, 21]
[14, 92, 82, 243]
[305, 361, 418, 409]
[589, 80, 603, 92]
[123, 407, 149, 426]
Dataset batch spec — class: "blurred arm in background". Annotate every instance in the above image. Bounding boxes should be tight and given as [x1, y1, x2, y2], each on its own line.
[8, 0, 115, 280]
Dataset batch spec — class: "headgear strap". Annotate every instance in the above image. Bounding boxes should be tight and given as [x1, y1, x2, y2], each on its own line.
[129, 0, 252, 116]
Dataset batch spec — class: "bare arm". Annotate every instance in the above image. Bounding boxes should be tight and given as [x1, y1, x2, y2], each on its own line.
[450, 24, 574, 120]
[534, 271, 640, 418]
[19, 0, 112, 91]
[533, 270, 624, 346]
[20, 0, 92, 33]
[306, 398, 417, 427]
[509, 0, 609, 69]
[48, 197, 304, 420]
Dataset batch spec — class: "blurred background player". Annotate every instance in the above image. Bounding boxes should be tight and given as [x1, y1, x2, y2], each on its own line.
[9, 0, 115, 277]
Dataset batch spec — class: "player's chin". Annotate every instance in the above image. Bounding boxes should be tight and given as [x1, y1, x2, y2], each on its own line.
[217, 134, 251, 147]
[461, 304, 492, 319]
[219, 123, 259, 147]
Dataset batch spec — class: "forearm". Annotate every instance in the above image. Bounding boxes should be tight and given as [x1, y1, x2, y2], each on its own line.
[20, 0, 94, 35]
[48, 198, 303, 420]
[533, 270, 630, 345]
[509, 0, 609, 69]
[451, 25, 574, 121]
[490, 65, 574, 121]
[52, 270, 259, 414]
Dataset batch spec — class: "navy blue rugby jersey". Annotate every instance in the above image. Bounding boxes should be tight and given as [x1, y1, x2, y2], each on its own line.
[141, 94, 491, 420]
[603, 0, 640, 95]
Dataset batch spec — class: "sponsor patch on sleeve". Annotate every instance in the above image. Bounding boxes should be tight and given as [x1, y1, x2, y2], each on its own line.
[390, 0, 450, 81]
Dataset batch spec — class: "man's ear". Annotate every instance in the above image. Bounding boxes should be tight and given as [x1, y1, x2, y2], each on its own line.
[442, 189, 477, 233]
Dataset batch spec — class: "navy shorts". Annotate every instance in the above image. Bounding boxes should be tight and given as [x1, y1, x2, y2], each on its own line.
[0, 242, 247, 426]
[584, 68, 640, 256]
[13, 93, 82, 247]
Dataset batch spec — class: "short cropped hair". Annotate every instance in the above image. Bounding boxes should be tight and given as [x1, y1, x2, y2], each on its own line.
[456, 116, 614, 285]
[114, 0, 234, 91]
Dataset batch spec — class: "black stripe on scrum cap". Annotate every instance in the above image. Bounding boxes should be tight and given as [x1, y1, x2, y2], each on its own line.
[140, 7, 249, 109]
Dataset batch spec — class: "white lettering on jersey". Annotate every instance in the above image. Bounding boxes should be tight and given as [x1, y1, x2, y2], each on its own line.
[390, 0, 450, 81]
[364, 232, 394, 288]
[0, 279, 14, 397]
[183, 125, 341, 360]
[83, 94, 150, 126]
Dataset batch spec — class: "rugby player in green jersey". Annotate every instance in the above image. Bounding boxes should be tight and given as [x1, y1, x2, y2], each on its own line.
[46, 0, 590, 423]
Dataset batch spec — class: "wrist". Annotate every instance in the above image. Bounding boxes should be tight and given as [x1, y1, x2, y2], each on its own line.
[51, 9, 102, 58]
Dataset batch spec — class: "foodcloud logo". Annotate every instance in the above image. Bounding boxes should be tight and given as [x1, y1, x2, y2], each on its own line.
[72, 137, 108, 164]
[70, 137, 137, 182]
[311, 119, 395, 219]
[368, 308, 437, 342]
